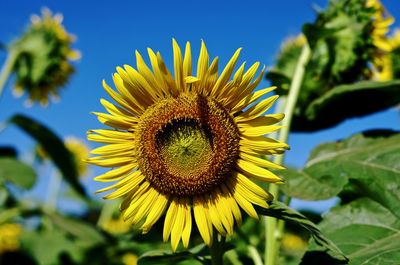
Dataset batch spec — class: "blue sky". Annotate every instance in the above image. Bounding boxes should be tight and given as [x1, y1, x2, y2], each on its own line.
[1, 0, 399, 212]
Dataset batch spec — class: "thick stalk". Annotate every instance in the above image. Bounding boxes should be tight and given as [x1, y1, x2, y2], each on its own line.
[265, 43, 311, 265]
[248, 245, 264, 265]
[0, 49, 19, 101]
[210, 233, 225, 265]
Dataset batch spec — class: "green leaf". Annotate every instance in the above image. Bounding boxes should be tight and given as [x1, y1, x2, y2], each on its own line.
[309, 198, 400, 265]
[257, 201, 348, 262]
[9, 114, 85, 196]
[280, 167, 348, 200]
[280, 131, 400, 208]
[47, 212, 105, 246]
[21, 229, 83, 265]
[311, 130, 400, 214]
[0, 157, 36, 189]
[291, 80, 400, 131]
[137, 244, 208, 265]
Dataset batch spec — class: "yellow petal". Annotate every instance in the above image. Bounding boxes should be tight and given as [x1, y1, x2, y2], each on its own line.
[181, 201, 192, 248]
[95, 170, 141, 194]
[122, 66, 159, 103]
[211, 48, 242, 98]
[239, 152, 285, 170]
[135, 50, 163, 95]
[193, 197, 212, 246]
[203, 57, 219, 94]
[94, 163, 137, 182]
[227, 179, 259, 219]
[231, 86, 276, 113]
[163, 199, 178, 242]
[172, 39, 184, 92]
[171, 200, 185, 251]
[239, 145, 285, 156]
[240, 136, 289, 151]
[93, 112, 134, 130]
[235, 113, 284, 126]
[240, 95, 279, 120]
[87, 133, 131, 144]
[142, 194, 169, 233]
[236, 159, 283, 183]
[220, 184, 242, 226]
[235, 171, 272, 200]
[157, 51, 179, 95]
[197, 40, 210, 86]
[87, 156, 134, 167]
[208, 197, 227, 236]
[112, 73, 149, 111]
[214, 190, 234, 235]
[147, 48, 169, 95]
[100, 99, 137, 121]
[120, 181, 150, 212]
[240, 125, 283, 137]
[183, 42, 192, 79]
[184, 76, 200, 84]
[102, 80, 140, 115]
[90, 143, 133, 155]
[103, 173, 145, 200]
[129, 188, 159, 225]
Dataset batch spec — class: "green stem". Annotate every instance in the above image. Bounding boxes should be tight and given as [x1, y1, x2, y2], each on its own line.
[97, 200, 118, 227]
[0, 49, 19, 101]
[210, 233, 226, 265]
[248, 245, 264, 265]
[265, 43, 311, 265]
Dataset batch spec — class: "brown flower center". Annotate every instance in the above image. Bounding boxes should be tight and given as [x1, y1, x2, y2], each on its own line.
[135, 93, 240, 197]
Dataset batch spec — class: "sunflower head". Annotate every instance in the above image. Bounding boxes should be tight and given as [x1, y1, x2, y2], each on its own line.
[88, 40, 288, 251]
[10, 7, 80, 106]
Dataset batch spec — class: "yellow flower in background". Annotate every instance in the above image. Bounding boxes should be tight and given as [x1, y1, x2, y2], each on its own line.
[122, 253, 138, 265]
[280, 34, 306, 53]
[36, 136, 89, 177]
[88, 39, 288, 251]
[367, 0, 397, 81]
[367, 0, 394, 52]
[281, 233, 308, 252]
[10, 7, 80, 106]
[0, 223, 22, 254]
[372, 53, 393, 81]
[100, 215, 131, 235]
[371, 29, 400, 81]
[64, 137, 90, 177]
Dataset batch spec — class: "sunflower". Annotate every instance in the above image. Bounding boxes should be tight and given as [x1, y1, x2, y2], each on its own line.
[88, 40, 288, 251]
[64, 137, 90, 177]
[367, 0, 394, 52]
[367, 0, 396, 81]
[11, 8, 80, 106]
